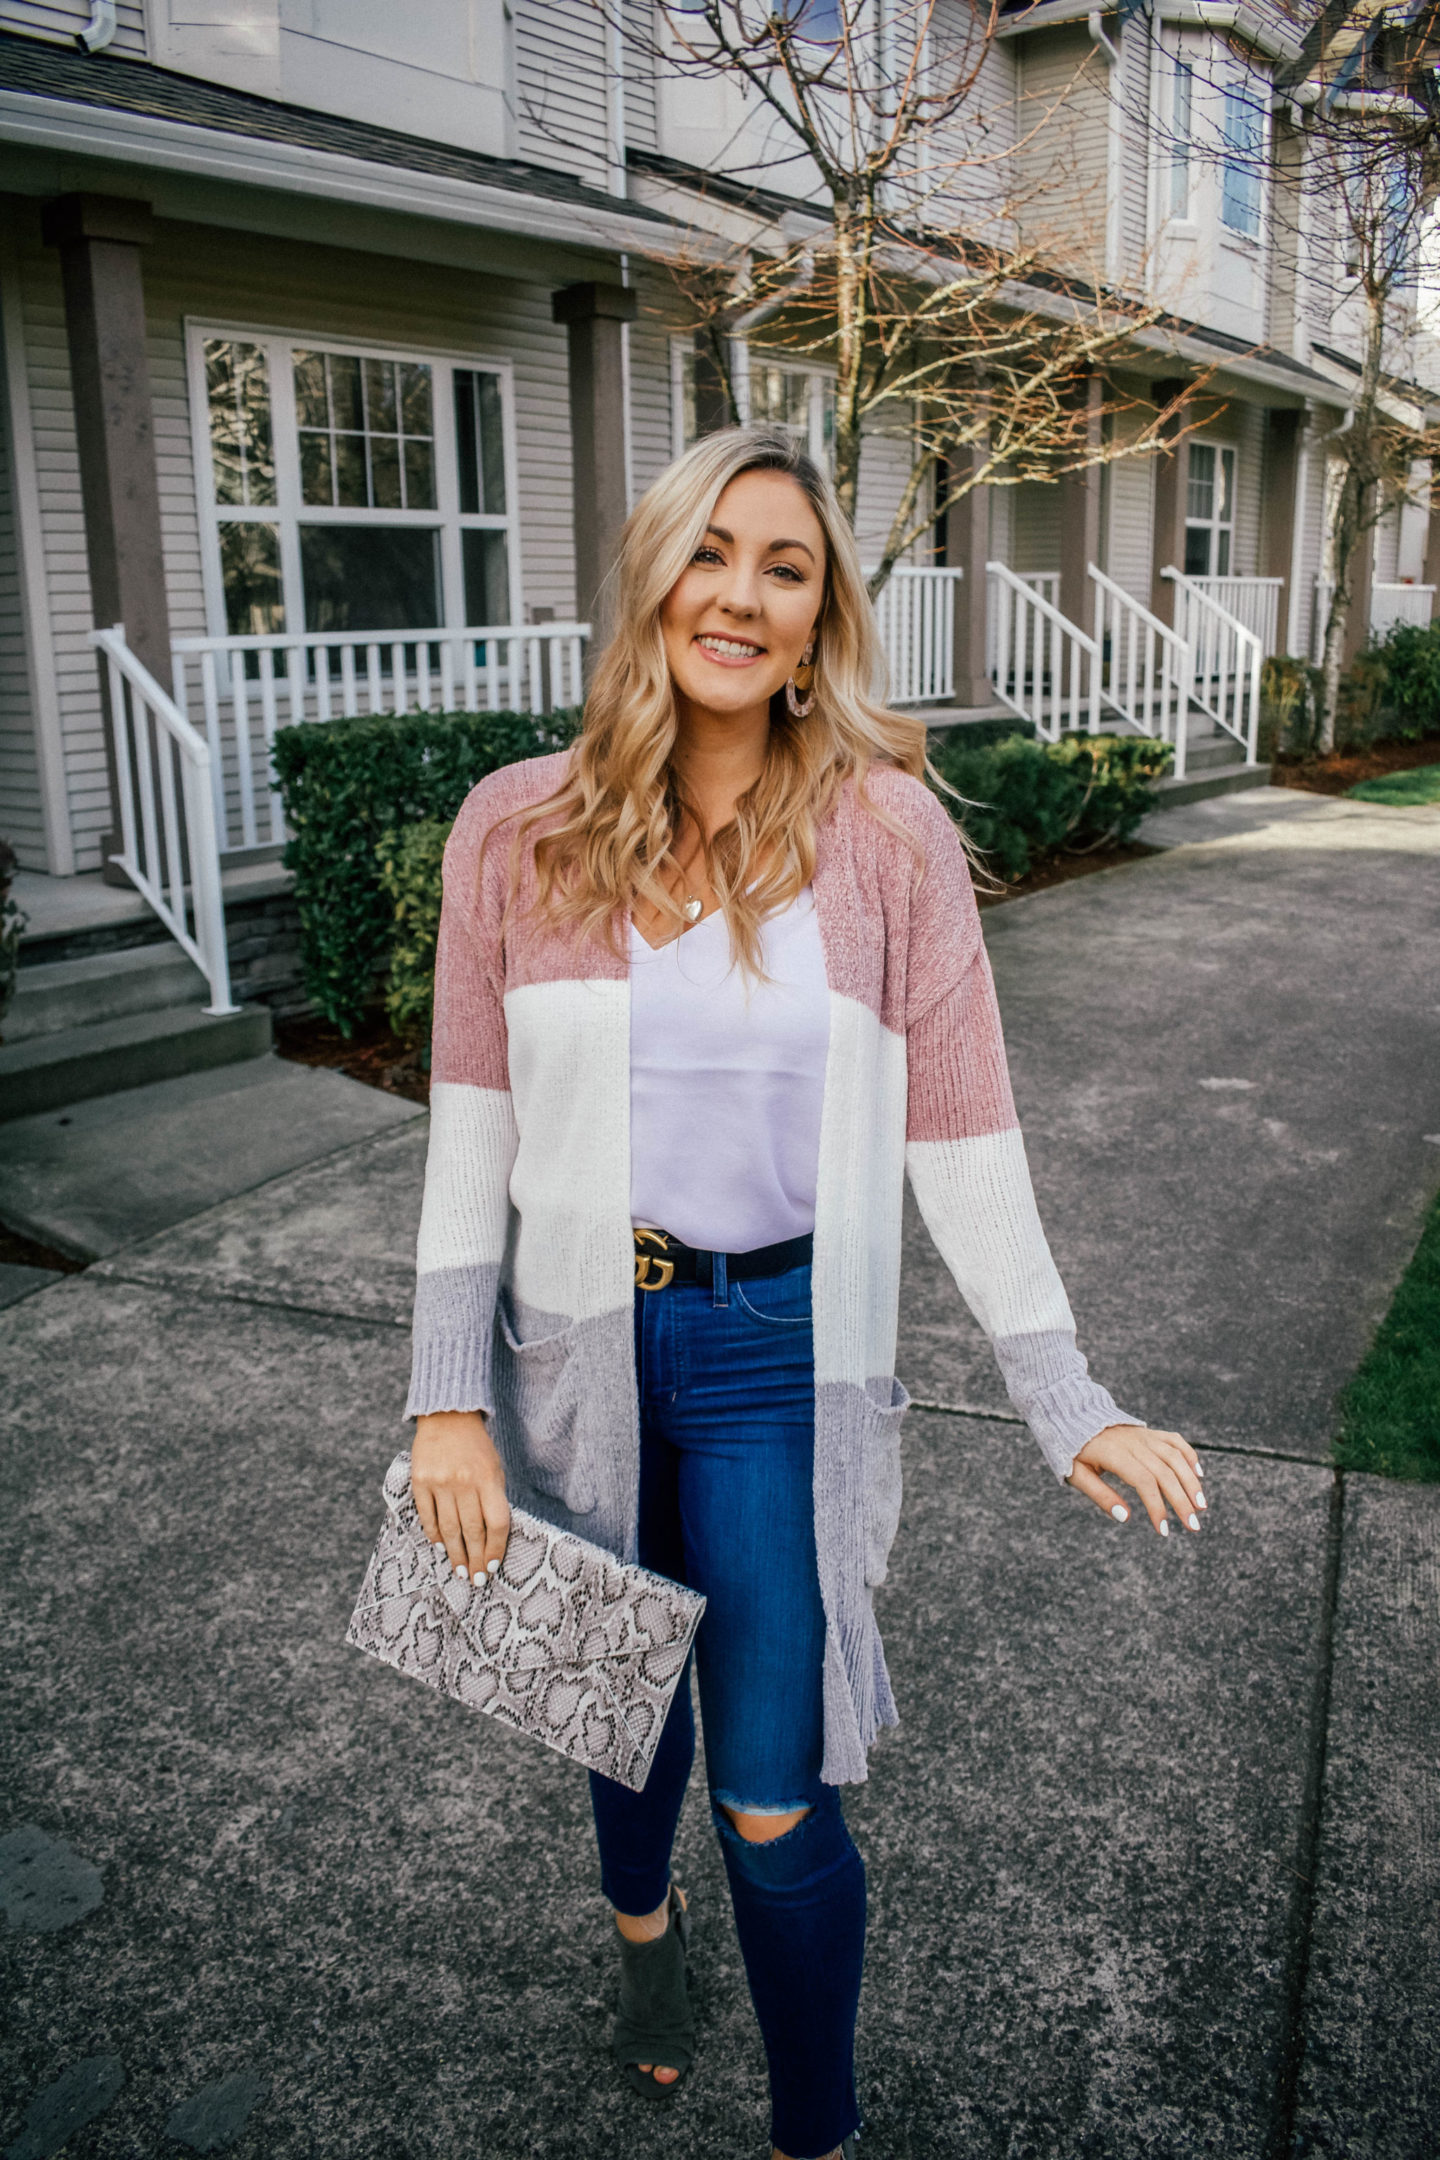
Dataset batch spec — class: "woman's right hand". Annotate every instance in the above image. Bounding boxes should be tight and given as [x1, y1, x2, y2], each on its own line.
[411, 1410, 510, 1582]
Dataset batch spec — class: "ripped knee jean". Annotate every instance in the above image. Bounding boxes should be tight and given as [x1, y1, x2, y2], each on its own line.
[588, 1263, 864, 2158]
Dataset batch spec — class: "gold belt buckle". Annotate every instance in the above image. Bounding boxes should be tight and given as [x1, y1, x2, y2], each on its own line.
[633, 1228, 675, 1291]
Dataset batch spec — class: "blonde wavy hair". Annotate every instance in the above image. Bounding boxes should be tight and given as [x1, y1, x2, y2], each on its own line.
[504, 427, 935, 972]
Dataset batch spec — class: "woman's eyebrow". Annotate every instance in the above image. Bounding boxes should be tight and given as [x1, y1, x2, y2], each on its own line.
[703, 522, 816, 563]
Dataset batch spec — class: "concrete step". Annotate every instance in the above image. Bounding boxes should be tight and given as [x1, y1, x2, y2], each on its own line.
[1153, 763, 1271, 809]
[1184, 736, 1249, 774]
[0, 1004, 272, 1124]
[5, 944, 210, 1044]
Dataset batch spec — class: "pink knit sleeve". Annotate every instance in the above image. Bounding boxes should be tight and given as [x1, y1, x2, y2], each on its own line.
[903, 796, 1142, 1478]
[405, 781, 520, 1419]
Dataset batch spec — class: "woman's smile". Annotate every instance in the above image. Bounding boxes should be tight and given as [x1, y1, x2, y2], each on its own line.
[694, 633, 767, 666]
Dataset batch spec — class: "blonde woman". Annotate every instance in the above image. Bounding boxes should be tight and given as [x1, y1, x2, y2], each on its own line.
[405, 429, 1204, 2160]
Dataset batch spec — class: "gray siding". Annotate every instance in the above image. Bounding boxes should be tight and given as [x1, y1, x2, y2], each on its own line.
[513, 0, 612, 192]
[1012, 26, 1111, 274]
[0, 0, 146, 53]
[622, 0, 658, 156]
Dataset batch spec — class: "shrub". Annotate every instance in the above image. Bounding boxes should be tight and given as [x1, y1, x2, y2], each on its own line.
[1259, 654, 1321, 759]
[271, 707, 580, 1033]
[1334, 647, 1390, 749]
[376, 819, 450, 1047]
[925, 730, 1172, 881]
[0, 836, 26, 1031]
[1375, 619, 1440, 741]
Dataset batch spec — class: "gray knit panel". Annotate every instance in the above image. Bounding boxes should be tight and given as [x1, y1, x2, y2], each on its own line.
[813, 1376, 909, 1785]
[406, 1262, 502, 1419]
[990, 1328, 1144, 1479]
[488, 1296, 641, 1562]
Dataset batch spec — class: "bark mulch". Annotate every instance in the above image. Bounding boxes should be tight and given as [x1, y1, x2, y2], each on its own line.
[1272, 734, 1440, 798]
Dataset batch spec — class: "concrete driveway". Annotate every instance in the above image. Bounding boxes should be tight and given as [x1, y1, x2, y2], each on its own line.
[2, 786, 1437, 2159]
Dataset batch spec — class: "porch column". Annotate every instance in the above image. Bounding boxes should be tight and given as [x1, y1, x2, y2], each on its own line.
[42, 191, 170, 875]
[1148, 378, 1190, 628]
[1424, 459, 1440, 621]
[1260, 407, 1303, 655]
[1057, 372, 1103, 631]
[944, 444, 992, 709]
[552, 280, 638, 641]
[1343, 489, 1375, 666]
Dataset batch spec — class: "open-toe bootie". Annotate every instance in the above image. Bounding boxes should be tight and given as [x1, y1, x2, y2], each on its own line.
[612, 1885, 694, 2101]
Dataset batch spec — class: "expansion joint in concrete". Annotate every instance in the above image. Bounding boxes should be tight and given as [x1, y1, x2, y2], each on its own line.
[1266, 1466, 1345, 2160]
[98, 1267, 410, 1336]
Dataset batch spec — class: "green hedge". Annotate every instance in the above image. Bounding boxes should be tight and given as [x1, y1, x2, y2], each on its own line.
[373, 730, 1172, 1047]
[1376, 620, 1440, 741]
[271, 707, 580, 1032]
[925, 730, 1172, 880]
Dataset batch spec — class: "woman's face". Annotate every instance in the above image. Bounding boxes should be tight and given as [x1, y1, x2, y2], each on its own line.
[659, 468, 826, 718]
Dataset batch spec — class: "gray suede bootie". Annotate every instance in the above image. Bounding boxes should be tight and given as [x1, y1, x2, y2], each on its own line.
[612, 1885, 694, 2101]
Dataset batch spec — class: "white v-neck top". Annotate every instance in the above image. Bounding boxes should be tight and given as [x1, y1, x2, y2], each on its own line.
[628, 889, 831, 1254]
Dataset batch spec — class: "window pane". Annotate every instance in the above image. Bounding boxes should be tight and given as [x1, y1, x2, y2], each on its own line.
[370, 434, 403, 509]
[1218, 448, 1234, 524]
[1221, 91, 1262, 237]
[1184, 525, 1212, 576]
[334, 432, 368, 508]
[401, 362, 432, 437]
[329, 353, 363, 434]
[299, 429, 333, 507]
[1170, 62, 1192, 215]
[364, 356, 397, 434]
[1186, 444, 1214, 522]
[205, 339, 275, 508]
[219, 521, 284, 636]
[293, 350, 329, 432]
[462, 528, 510, 625]
[454, 370, 507, 516]
[1217, 529, 1231, 575]
[679, 345, 698, 450]
[478, 374, 506, 513]
[300, 525, 441, 633]
[404, 438, 436, 510]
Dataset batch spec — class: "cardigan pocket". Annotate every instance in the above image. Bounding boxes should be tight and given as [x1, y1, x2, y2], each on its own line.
[860, 1378, 911, 1587]
[493, 1299, 597, 1516]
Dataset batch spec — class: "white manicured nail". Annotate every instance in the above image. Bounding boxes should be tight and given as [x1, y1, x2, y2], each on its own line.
[455, 1566, 468, 1581]
[486, 1559, 501, 1576]
[1159, 1519, 1170, 1537]
[1196, 1491, 1207, 1510]
[1111, 1503, 1128, 1522]
[1187, 1513, 1200, 1531]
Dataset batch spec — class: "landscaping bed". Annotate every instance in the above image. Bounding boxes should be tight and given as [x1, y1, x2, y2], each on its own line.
[1272, 734, 1440, 798]
[1333, 1184, 1440, 1483]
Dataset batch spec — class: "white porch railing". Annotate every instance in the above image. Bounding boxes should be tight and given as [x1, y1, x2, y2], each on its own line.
[986, 562, 1099, 740]
[95, 626, 238, 1015]
[868, 565, 963, 705]
[1185, 576, 1282, 656]
[1372, 582, 1436, 638]
[1089, 568, 1192, 779]
[170, 622, 590, 856]
[985, 572, 1058, 679]
[1165, 569, 1262, 763]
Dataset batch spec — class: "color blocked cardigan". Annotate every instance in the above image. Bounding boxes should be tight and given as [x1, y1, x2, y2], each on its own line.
[407, 753, 1138, 1785]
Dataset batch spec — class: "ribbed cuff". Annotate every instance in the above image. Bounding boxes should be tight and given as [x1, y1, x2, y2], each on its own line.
[1023, 1378, 1145, 1482]
[405, 1335, 494, 1420]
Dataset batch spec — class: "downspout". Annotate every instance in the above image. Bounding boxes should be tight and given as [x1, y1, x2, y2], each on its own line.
[76, 2, 117, 54]
[1088, 10, 1120, 63]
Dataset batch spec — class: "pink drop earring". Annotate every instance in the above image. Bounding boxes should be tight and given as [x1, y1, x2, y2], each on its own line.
[785, 640, 817, 720]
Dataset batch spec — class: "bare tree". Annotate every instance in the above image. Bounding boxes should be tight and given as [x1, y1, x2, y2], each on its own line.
[602, 0, 1203, 594]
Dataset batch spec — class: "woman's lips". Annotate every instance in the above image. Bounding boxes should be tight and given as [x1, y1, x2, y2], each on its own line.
[694, 634, 766, 667]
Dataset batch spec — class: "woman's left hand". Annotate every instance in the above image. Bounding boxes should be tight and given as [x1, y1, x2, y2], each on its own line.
[1067, 1424, 1206, 1537]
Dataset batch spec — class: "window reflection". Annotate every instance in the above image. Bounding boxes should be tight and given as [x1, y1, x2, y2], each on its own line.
[294, 349, 437, 511]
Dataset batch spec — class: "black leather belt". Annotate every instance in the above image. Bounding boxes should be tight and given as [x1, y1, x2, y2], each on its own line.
[633, 1227, 813, 1291]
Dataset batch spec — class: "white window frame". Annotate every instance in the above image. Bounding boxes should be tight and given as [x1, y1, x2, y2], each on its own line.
[1169, 56, 1194, 222]
[1184, 438, 1237, 577]
[671, 334, 835, 469]
[185, 319, 522, 641]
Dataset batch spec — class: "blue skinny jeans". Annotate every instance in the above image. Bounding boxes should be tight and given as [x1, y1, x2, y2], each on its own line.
[589, 1256, 865, 2160]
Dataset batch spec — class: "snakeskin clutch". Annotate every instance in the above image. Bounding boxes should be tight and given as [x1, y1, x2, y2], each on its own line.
[346, 1453, 706, 1792]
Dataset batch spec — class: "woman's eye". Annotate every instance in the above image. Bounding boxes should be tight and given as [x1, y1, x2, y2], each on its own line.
[768, 564, 804, 583]
[692, 545, 724, 565]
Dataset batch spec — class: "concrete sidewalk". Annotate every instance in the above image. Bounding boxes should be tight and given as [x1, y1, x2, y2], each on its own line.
[2, 786, 1437, 2159]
